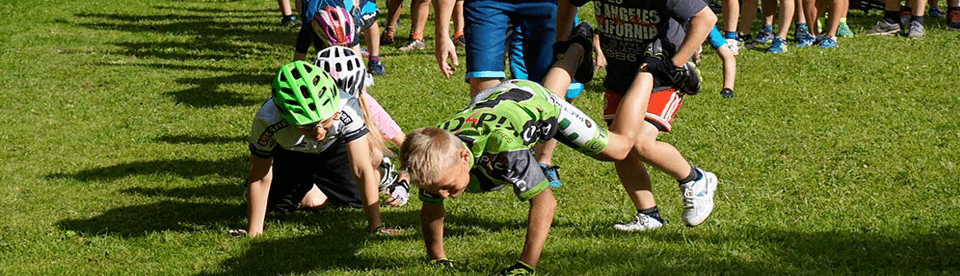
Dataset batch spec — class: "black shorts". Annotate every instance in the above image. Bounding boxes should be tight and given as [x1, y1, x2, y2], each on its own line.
[267, 145, 362, 213]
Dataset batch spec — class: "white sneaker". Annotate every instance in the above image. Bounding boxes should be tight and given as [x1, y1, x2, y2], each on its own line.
[679, 168, 717, 226]
[614, 213, 663, 232]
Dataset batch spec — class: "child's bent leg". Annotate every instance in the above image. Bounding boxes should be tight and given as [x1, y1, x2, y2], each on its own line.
[609, 72, 653, 142]
[635, 122, 692, 181]
[300, 184, 330, 208]
[614, 153, 657, 210]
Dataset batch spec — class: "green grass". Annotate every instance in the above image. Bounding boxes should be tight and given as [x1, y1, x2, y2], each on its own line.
[2, 0, 959, 275]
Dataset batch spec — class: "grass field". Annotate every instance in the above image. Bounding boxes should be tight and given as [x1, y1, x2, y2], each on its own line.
[2, 0, 959, 275]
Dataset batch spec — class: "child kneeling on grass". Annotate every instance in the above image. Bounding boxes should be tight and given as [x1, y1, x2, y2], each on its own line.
[397, 28, 682, 275]
[238, 61, 408, 237]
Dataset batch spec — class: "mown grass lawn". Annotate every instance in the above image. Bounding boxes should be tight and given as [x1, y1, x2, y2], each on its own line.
[1, 0, 958, 275]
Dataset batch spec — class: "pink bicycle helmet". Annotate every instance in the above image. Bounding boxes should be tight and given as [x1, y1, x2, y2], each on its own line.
[312, 6, 356, 47]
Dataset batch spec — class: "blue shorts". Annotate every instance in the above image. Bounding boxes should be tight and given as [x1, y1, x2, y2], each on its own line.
[463, 0, 558, 83]
[506, 15, 582, 99]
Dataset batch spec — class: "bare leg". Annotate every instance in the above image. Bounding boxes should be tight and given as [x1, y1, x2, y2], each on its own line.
[740, 0, 759, 35]
[615, 152, 656, 210]
[775, 0, 796, 39]
[300, 185, 330, 208]
[411, 0, 432, 40]
[723, 0, 741, 34]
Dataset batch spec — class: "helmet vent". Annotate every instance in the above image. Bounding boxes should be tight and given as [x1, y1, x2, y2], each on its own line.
[300, 85, 311, 99]
[280, 73, 287, 82]
[291, 68, 301, 79]
[313, 76, 321, 86]
[346, 61, 353, 71]
[307, 102, 317, 112]
[280, 87, 294, 95]
[336, 63, 342, 72]
[303, 65, 313, 73]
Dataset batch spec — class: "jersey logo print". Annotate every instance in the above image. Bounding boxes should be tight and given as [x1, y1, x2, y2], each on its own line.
[258, 120, 289, 146]
[473, 88, 533, 109]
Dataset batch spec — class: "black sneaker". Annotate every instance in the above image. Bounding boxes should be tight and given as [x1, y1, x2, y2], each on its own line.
[720, 88, 735, 98]
[280, 15, 300, 28]
[368, 59, 386, 76]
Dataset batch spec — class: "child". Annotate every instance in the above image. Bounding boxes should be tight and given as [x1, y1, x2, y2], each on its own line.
[295, 0, 387, 75]
[240, 61, 407, 237]
[706, 26, 740, 98]
[557, 0, 719, 230]
[398, 26, 686, 274]
[313, 45, 409, 196]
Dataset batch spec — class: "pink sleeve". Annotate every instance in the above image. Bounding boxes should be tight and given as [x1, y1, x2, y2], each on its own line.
[361, 92, 402, 139]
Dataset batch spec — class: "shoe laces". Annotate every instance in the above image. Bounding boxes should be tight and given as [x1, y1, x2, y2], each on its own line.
[948, 10, 960, 21]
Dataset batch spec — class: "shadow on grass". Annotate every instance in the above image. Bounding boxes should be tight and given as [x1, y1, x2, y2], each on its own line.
[56, 201, 243, 238]
[46, 156, 247, 182]
[70, 5, 287, 61]
[550, 225, 960, 274]
[154, 134, 247, 145]
[196, 208, 423, 276]
[166, 72, 271, 108]
[67, 5, 287, 108]
[121, 183, 241, 200]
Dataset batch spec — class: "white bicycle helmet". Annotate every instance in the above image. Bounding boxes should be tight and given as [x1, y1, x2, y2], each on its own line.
[313, 46, 372, 97]
[312, 6, 356, 47]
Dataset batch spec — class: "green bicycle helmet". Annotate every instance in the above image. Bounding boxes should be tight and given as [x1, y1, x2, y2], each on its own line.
[271, 60, 340, 126]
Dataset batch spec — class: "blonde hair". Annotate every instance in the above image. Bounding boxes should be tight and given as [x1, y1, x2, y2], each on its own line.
[399, 127, 463, 187]
[356, 92, 390, 160]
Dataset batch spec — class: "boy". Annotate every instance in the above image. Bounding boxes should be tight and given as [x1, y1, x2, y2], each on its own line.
[241, 61, 406, 237]
[399, 27, 694, 274]
[556, 0, 719, 230]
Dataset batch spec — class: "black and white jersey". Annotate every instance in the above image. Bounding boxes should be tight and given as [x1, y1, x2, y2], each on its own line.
[248, 91, 369, 158]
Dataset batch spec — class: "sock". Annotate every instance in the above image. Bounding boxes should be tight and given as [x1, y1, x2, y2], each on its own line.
[370, 56, 380, 62]
[912, 15, 924, 23]
[724, 31, 738, 40]
[678, 165, 702, 184]
[638, 206, 664, 223]
[796, 23, 808, 31]
[411, 31, 423, 41]
[453, 31, 463, 38]
[884, 10, 900, 23]
[763, 24, 773, 31]
[840, 17, 847, 24]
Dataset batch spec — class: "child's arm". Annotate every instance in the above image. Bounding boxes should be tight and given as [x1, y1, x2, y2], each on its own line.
[433, 0, 458, 78]
[421, 202, 447, 260]
[671, 7, 718, 68]
[555, 0, 579, 42]
[592, 34, 606, 69]
[246, 156, 274, 237]
[516, 188, 557, 268]
[346, 135, 388, 232]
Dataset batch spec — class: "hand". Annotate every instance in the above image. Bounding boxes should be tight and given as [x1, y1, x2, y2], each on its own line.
[384, 179, 410, 206]
[430, 258, 454, 268]
[641, 54, 680, 84]
[435, 37, 458, 78]
[594, 44, 607, 70]
[228, 228, 247, 238]
[490, 261, 534, 276]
